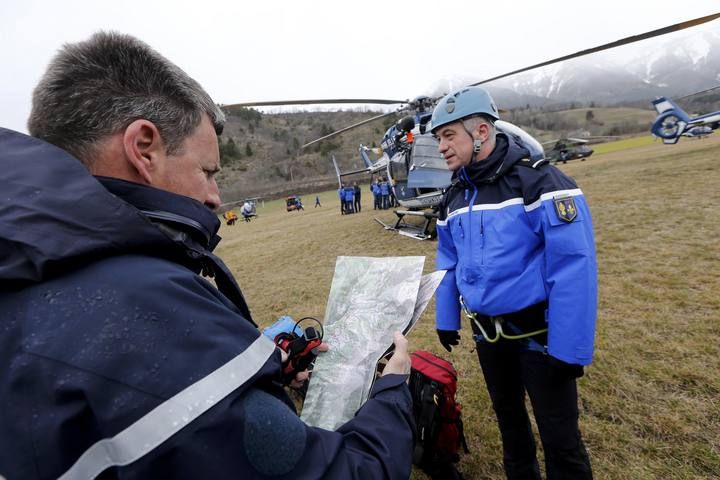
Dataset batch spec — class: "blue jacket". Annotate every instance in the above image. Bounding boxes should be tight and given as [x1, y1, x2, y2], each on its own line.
[435, 133, 597, 365]
[0, 128, 414, 479]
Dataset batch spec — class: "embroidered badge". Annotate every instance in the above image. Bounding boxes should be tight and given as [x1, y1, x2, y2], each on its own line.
[553, 196, 577, 223]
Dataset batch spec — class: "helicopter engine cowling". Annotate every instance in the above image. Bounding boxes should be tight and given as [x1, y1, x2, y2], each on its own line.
[651, 111, 687, 140]
[495, 120, 545, 161]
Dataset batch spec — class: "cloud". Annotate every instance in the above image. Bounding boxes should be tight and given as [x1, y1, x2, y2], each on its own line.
[1, 0, 718, 132]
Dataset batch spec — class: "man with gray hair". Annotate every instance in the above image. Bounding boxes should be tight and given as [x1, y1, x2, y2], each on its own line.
[0, 31, 413, 479]
[431, 86, 596, 479]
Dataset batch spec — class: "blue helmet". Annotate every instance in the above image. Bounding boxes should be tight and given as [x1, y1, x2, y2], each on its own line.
[430, 86, 500, 134]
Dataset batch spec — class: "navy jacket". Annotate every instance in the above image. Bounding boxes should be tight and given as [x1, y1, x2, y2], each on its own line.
[435, 133, 598, 365]
[0, 128, 414, 479]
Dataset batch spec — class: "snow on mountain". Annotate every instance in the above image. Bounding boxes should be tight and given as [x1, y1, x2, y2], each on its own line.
[491, 27, 720, 108]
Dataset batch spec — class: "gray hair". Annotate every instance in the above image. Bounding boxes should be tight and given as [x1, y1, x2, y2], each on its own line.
[28, 31, 225, 166]
[462, 115, 496, 141]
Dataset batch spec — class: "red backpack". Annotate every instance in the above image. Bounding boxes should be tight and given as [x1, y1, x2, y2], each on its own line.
[409, 350, 469, 474]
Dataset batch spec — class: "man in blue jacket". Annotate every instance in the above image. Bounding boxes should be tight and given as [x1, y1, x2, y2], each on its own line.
[380, 178, 390, 210]
[0, 31, 414, 480]
[431, 87, 596, 479]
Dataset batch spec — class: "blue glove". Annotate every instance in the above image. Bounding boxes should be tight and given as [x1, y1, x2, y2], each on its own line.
[263, 315, 302, 341]
[436, 329, 460, 352]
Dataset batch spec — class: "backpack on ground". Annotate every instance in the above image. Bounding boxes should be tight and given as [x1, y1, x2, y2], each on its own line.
[409, 350, 469, 478]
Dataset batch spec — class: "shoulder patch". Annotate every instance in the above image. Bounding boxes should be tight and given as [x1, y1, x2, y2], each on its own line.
[553, 195, 577, 223]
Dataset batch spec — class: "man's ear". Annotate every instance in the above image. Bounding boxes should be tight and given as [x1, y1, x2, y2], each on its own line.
[122, 119, 164, 184]
[474, 122, 489, 143]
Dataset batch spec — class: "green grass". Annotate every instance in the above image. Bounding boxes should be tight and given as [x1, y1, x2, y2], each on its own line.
[215, 135, 720, 479]
[592, 135, 656, 155]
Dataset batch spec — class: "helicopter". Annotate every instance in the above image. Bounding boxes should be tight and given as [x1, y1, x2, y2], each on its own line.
[335, 115, 545, 239]
[327, 110, 545, 238]
[683, 126, 714, 138]
[651, 93, 720, 144]
[541, 138, 594, 164]
[222, 12, 720, 239]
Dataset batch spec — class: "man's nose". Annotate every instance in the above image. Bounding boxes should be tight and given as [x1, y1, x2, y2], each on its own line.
[206, 179, 221, 210]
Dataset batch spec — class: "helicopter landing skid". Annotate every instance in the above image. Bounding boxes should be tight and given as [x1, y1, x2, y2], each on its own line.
[374, 209, 437, 241]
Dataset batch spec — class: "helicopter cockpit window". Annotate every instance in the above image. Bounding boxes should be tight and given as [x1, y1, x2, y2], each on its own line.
[404, 134, 453, 189]
[389, 152, 408, 183]
[410, 134, 445, 170]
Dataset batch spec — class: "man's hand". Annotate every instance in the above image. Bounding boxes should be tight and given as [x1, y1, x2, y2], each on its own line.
[547, 355, 584, 380]
[437, 329, 460, 352]
[280, 342, 329, 389]
[382, 332, 411, 376]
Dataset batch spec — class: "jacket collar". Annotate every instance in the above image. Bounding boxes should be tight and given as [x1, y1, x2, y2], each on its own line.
[454, 133, 529, 186]
[96, 177, 222, 251]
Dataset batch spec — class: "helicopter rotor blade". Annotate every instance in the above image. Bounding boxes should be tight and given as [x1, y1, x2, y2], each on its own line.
[302, 110, 403, 149]
[466, 12, 720, 89]
[223, 98, 407, 108]
[676, 85, 720, 101]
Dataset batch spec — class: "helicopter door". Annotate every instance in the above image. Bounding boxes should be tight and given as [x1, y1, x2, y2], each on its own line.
[407, 134, 452, 190]
[388, 151, 417, 202]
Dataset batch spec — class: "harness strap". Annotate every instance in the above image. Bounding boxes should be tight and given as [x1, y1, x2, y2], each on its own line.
[460, 296, 548, 344]
[59, 335, 276, 480]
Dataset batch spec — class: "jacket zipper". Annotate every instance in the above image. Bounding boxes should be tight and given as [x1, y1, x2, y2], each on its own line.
[460, 168, 480, 271]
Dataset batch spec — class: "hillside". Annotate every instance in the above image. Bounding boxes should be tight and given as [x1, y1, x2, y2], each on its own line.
[215, 105, 665, 204]
[216, 108, 398, 204]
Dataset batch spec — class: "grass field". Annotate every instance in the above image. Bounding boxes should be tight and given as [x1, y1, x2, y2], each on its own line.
[215, 134, 720, 479]
[592, 135, 656, 155]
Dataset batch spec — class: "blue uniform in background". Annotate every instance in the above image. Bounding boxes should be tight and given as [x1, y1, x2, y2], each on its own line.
[380, 181, 390, 209]
[372, 182, 381, 210]
[0, 128, 414, 479]
[436, 132, 596, 479]
[343, 186, 355, 214]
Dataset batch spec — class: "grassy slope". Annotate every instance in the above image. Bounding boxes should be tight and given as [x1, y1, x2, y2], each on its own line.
[215, 135, 720, 479]
[558, 107, 656, 125]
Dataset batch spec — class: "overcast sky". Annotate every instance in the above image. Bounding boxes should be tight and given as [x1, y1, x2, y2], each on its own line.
[1, 1, 718, 133]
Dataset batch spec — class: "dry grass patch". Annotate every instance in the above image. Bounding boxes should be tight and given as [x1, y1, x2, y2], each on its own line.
[216, 135, 720, 479]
